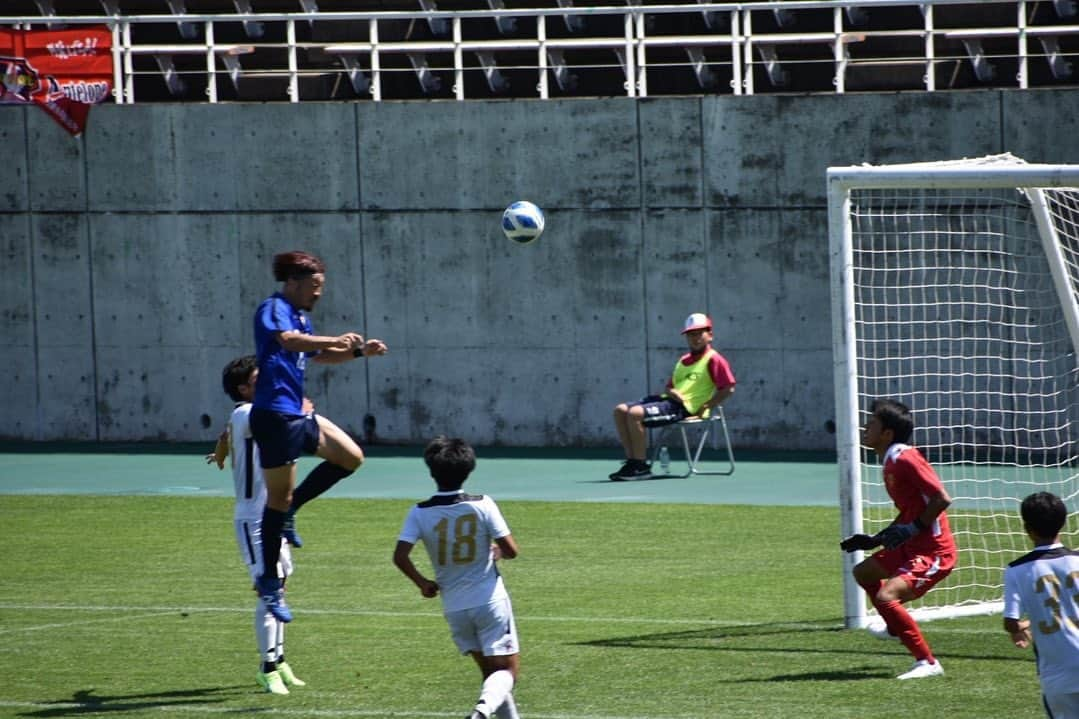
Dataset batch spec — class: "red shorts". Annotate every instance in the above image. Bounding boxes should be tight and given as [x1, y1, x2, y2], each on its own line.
[872, 545, 956, 599]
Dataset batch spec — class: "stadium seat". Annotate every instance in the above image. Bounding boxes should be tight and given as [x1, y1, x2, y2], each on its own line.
[650, 407, 735, 478]
[126, 44, 253, 100]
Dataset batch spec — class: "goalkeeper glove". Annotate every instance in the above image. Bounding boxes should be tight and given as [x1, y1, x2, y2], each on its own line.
[875, 521, 922, 549]
[839, 534, 881, 553]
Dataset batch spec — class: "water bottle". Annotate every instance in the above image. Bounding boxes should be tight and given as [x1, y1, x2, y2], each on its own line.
[658, 446, 670, 474]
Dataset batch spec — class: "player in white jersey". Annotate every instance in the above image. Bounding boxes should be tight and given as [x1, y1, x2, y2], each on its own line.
[208, 356, 306, 696]
[1003, 491, 1079, 718]
[393, 437, 522, 719]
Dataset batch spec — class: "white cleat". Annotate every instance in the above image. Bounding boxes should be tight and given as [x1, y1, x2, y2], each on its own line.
[866, 622, 900, 641]
[897, 658, 944, 680]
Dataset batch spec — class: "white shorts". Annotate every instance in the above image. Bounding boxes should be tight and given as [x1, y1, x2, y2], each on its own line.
[235, 518, 293, 583]
[445, 597, 519, 657]
[1045, 690, 1079, 719]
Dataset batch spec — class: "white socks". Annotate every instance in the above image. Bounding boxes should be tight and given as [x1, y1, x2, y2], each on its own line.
[494, 692, 520, 719]
[476, 670, 515, 718]
[256, 600, 277, 665]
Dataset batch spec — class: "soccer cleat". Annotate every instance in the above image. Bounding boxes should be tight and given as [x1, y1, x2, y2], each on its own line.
[276, 661, 306, 687]
[866, 622, 900, 641]
[256, 670, 289, 695]
[282, 510, 303, 548]
[609, 461, 652, 482]
[897, 658, 944, 680]
[257, 576, 293, 623]
[467, 700, 490, 719]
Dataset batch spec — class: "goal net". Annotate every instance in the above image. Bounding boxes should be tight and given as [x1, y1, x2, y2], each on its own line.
[827, 154, 1079, 629]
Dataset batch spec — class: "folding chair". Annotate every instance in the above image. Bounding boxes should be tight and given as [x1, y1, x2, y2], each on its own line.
[650, 407, 735, 477]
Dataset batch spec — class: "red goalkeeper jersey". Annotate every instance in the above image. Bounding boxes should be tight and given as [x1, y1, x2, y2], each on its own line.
[882, 443, 956, 556]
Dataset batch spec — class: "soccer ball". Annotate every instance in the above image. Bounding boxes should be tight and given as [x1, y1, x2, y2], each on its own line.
[501, 201, 545, 244]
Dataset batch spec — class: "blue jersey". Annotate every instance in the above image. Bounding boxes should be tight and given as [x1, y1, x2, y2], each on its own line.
[253, 293, 313, 414]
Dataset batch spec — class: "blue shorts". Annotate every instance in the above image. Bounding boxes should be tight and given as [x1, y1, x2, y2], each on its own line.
[630, 395, 689, 427]
[250, 408, 320, 469]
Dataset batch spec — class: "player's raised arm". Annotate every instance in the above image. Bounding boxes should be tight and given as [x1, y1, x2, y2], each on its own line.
[205, 427, 229, 469]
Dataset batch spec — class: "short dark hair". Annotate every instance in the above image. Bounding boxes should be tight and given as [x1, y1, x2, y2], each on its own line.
[272, 250, 325, 282]
[424, 436, 476, 491]
[871, 398, 914, 444]
[1020, 491, 1068, 540]
[222, 355, 257, 402]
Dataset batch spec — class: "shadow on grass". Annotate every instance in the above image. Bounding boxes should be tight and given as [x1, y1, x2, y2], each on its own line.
[741, 667, 896, 682]
[576, 620, 844, 648]
[574, 620, 1032, 666]
[18, 686, 249, 717]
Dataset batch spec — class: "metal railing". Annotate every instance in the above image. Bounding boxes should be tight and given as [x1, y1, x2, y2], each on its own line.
[5, 0, 1078, 103]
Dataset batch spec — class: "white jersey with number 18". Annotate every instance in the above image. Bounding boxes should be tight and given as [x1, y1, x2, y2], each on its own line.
[398, 491, 511, 613]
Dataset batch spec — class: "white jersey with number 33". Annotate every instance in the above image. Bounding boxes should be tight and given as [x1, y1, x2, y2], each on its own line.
[398, 491, 511, 613]
[1003, 545, 1079, 697]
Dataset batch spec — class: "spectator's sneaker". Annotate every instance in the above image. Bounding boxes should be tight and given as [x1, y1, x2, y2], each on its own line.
[897, 658, 943, 680]
[256, 670, 289, 695]
[282, 510, 303, 548]
[257, 576, 293, 623]
[276, 661, 306, 687]
[610, 461, 652, 481]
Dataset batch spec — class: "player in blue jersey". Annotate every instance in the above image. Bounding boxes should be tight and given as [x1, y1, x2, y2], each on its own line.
[1003, 492, 1079, 717]
[394, 437, 522, 719]
[207, 355, 307, 695]
[251, 250, 388, 622]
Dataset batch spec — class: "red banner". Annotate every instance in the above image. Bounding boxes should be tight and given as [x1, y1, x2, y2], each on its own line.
[0, 26, 113, 137]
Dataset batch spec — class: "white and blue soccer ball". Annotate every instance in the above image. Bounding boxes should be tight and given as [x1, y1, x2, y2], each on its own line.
[501, 201, 545, 244]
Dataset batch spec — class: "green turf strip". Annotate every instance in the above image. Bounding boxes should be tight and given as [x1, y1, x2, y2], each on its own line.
[2, 496, 1045, 719]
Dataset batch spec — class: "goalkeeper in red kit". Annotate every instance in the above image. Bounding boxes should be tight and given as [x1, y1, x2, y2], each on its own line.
[840, 398, 957, 680]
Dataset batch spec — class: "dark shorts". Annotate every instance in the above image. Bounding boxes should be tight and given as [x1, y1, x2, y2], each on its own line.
[631, 394, 690, 428]
[250, 408, 321, 469]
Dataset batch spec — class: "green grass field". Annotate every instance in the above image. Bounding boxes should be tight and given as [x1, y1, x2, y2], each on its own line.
[3, 495, 1046, 718]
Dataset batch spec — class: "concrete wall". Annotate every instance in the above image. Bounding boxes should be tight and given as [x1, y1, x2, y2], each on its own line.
[2, 89, 1076, 449]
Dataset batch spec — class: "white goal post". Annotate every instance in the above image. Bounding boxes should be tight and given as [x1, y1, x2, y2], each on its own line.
[827, 154, 1079, 629]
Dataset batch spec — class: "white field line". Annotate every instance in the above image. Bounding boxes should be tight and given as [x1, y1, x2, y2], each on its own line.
[0, 602, 822, 627]
[0, 701, 686, 719]
[0, 603, 990, 635]
[0, 610, 180, 634]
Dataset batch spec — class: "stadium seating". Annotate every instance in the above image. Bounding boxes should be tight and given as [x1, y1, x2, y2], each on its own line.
[4, 1, 1076, 102]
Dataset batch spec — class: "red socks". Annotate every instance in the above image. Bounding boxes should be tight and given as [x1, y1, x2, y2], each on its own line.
[873, 599, 934, 663]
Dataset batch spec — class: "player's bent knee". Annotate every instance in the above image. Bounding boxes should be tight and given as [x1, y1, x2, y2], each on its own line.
[480, 654, 517, 677]
[342, 451, 363, 473]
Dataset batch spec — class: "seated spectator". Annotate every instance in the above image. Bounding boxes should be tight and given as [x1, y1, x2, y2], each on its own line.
[610, 313, 735, 481]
